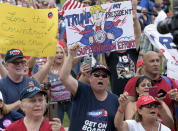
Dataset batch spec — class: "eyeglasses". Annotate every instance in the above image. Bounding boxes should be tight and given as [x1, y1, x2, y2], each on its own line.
[11, 60, 26, 66]
[93, 72, 108, 78]
[141, 103, 158, 109]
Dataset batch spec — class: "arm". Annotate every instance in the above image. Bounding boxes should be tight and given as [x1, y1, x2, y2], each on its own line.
[60, 44, 80, 96]
[0, 55, 7, 77]
[26, 57, 37, 69]
[114, 92, 129, 131]
[33, 57, 54, 83]
[125, 102, 136, 120]
[6, 100, 21, 111]
[158, 100, 174, 129]
[133, 9, 141, 51]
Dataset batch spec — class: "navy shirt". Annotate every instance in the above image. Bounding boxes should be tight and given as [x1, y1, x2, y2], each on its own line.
[0, 110, 23, 130]
[69, 81, 119, 131]
[0, 76, 40, 104]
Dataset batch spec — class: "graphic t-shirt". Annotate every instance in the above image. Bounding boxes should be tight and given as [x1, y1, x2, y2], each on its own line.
[69, 81, 119, 131]
[105, 49, 139, 97]
[0, 110, 23, 130]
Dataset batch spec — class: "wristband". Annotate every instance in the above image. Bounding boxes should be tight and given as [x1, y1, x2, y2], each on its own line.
[118, 107, 124, 114]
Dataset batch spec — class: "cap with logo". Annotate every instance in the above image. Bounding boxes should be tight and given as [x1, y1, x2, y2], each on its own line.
[20, 86, 46, 100]
[136, 95, 161, 108]
[5, 49, 24, 63]
[91, 64, 110, 76]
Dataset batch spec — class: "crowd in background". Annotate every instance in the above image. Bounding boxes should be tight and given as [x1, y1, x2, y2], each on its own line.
[0, 0, 178, 131]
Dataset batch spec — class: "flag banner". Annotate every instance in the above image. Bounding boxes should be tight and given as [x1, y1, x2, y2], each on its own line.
[144, 24, 178, 80]
[0, 3, 58, 57]
[64, 1, 135, 57]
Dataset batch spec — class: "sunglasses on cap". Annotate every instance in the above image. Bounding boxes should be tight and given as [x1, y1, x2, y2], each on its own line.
[141, 102, 158, 109]
[11, 60, 26, 66]
[92, 72, 108, 78]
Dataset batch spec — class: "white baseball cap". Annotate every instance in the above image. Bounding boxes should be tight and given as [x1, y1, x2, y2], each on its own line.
[0, 91, 3, 101]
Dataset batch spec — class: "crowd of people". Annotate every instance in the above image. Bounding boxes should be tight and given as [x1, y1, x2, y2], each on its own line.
[0, 0, 178, 131]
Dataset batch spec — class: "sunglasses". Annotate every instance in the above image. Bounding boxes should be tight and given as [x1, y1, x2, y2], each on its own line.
[141, 102, 158, 109]
[11, 60, 26, 66]
[93, 72, 108, 78]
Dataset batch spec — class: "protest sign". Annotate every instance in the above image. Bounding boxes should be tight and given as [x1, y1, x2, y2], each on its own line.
[0, 3, 58, 57]
[64, 1, 135, 57]
[144, 24, 178, 80]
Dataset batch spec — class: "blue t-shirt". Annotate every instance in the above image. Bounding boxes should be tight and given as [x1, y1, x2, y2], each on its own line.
[69, 81, 119, 131]
[0, 110, 23, 130]
[0, 76, 40, 104]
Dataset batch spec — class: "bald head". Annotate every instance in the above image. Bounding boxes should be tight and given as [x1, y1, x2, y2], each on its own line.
[142, 51, 160, 79]
[143, 51, 159, 63]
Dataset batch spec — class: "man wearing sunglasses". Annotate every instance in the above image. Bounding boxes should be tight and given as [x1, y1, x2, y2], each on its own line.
[0, 49, 40, 114]
[60, 43, 119, 131]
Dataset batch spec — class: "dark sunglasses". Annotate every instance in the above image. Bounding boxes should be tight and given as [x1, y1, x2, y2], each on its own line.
[93, 72, 108, 78]
[141, 102, 158, 109]
[11, 60, 26, 65]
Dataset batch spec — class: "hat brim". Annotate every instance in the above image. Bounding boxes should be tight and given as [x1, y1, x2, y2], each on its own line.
[6, 56, 24, 63]
[20, 90, 47, 100]
[139, 100, 161, 108]
[91, 68, 110, 76]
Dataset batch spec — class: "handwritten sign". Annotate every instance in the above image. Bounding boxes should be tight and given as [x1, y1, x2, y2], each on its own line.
[0, 3, 58, 57]
[64, 1, 135, 57]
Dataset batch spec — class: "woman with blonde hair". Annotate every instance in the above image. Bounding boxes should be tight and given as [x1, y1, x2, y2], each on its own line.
[34, 43, 74, 124]
[114, 94, 171, 131]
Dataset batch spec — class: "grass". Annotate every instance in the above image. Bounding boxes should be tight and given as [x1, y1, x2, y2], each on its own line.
[63, 112, 70, 127]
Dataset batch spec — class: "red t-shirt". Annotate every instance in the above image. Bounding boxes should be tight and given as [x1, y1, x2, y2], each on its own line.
[124, 76, 178, 109]
[5, 118, 65, 131]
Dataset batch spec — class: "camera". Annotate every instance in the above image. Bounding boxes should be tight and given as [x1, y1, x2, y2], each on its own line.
[157, 0, 178, 48]
[43, 82, 51, 90]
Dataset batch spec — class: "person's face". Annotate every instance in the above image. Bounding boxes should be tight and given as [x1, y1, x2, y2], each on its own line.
[92, 10, 103, 26]
[143, 53, 160, 75]
[6, 58, 26, 76]
[21, 94, 46, 119]
[136, 79, 152, 96]
[55, 47, 64, 64]
[89, 70, 109, 93]
[138, 102, 159, 119]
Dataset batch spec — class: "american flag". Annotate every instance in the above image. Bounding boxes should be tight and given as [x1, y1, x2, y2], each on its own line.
[59, 0, 85, 15]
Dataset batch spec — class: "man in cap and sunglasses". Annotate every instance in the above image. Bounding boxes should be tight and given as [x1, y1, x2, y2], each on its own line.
[0, 49, 40, 113]
[60, 43, 119, 131]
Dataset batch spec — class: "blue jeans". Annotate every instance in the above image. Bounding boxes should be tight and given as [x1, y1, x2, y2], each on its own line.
[58, 102, 72, 123]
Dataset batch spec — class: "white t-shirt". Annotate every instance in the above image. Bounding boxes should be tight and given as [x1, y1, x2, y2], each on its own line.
[126, 120, 171, 131]
[154, 10, 167, 26]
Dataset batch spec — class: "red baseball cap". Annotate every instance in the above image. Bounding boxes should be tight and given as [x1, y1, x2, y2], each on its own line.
[136, 95, 161, 108]
[136, 58, 143, 68]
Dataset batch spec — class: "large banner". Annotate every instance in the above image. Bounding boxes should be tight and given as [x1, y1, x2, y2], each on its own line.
[0, 3, 58, 57]
[144, 24, 178, 80]
[64, 1, 135, 57]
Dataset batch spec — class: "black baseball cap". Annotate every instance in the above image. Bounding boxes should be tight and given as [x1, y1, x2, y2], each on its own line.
[91, 64, 110, 76]
[5, 49, 24, 63]
[20, 86, 46, 100]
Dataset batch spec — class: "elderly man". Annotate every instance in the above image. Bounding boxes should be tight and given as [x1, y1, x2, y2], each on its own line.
[60, 44, 119, 131]
[0, 49, 40, 112]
